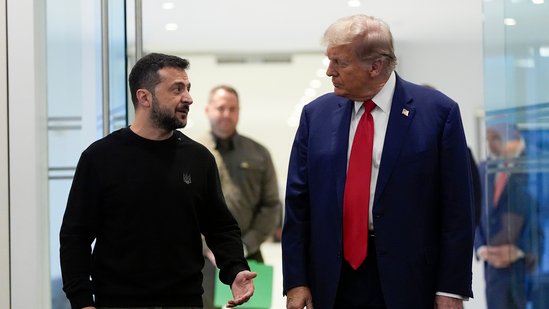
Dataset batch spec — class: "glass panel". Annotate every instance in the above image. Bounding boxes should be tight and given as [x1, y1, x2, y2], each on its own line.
[46, 0, 127, 308]
[109, 0, 128, 131]
[482, 0, 549, 308]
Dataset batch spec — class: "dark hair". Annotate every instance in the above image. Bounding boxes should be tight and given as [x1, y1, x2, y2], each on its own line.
[128, 53, 190, 107]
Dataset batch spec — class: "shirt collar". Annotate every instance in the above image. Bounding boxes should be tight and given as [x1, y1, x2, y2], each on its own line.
[353, 71, 396, 114]
[213, 131, 238, 151]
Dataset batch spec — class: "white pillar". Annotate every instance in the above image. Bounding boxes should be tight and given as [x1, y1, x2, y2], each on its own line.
[7, 0, 50, 307]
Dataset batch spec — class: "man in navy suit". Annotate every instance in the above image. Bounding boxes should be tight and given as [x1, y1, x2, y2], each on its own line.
[282, 15, 474, 309]
[475, 124, 541, 308]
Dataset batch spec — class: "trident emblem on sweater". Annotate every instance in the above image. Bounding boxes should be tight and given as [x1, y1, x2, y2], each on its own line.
[183, 173, 192, 184]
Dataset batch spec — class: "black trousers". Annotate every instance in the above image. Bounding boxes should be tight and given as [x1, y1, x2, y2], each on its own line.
[334, 235, 386, 309]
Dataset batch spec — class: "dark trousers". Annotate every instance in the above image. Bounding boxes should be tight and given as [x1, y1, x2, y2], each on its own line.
[334, 235, 386, 309]
[485, 261, 527, 309]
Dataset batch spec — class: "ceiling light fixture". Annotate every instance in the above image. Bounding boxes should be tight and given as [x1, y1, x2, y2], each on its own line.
[348, 0, 361, 7]
[162, 2, 175, 10]
[540, 46, 549, 57]
[165, 23, 178, 31]
[532, 0, 544, 4]
[503, 18, 517, 26]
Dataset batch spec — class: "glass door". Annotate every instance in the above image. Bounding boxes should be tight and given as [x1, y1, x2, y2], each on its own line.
[482, 0, 549, 308]
[46, 0, 128, 308]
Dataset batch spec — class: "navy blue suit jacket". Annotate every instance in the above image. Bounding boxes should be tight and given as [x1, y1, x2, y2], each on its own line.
[474, 161, 541, 308]
[282, 75, 474, 308]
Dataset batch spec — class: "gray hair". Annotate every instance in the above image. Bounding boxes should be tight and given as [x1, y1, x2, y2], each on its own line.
[322, 14, 397, 75]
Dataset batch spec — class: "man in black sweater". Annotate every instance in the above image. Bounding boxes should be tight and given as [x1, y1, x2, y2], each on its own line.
[60, 53, 256, 309]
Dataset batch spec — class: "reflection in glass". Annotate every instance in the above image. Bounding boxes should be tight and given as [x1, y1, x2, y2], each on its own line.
[482, 0, 549, 307]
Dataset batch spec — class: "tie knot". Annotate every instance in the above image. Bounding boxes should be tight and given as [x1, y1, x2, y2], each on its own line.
[364, 99, 376, 114]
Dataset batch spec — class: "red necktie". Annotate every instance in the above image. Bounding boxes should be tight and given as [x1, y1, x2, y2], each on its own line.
[343, 100, 376, 270]
[493, 172, 508, 206]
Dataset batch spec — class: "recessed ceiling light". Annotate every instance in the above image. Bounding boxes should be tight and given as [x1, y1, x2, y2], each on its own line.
[162, 2, 175, 10]
[540, 46, 549, 57]
[503, 18, 517, 26]
[348, 0, 361, 7]
[165, 23, 178, 31]
[532, 0, 544, 4]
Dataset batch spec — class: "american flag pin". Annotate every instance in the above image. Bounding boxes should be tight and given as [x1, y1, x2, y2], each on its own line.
[402, 108, 409, 117]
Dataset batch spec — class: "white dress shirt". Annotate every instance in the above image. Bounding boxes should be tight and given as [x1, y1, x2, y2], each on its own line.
[345, 72, 466, 301]
[347, 71, 395, 230]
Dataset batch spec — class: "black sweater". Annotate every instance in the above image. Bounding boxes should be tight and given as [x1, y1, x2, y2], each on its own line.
[60, 128, 249, 309]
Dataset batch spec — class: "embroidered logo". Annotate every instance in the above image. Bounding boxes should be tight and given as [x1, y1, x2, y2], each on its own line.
[183, 172, 192, 184]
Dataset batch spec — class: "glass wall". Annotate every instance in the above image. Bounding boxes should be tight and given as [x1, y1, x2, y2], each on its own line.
[480, 0, 549, 308]
[46, 0, 127, 308]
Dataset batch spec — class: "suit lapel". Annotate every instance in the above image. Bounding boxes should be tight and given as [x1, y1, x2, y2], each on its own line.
[374, 77, 415, 205]
[332, 98, 354, 214]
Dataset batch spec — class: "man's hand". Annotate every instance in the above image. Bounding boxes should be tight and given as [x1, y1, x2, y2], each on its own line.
[226, 270, 257, 308]
[485, 244, 522, 268]
[434, 295, 463, 309]
[286, 286, 313, 309]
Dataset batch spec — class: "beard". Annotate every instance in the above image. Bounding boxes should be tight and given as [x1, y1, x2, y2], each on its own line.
[150, 95, 186, 131]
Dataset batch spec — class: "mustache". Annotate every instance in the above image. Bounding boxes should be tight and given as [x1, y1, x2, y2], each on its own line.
[176, 105, 190, 113]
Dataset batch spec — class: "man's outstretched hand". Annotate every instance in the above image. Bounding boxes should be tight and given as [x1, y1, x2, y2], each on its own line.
[226, 270, 257, 307]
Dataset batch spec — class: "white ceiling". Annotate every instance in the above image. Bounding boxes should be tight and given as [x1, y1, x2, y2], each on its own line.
[138, 0, 485, 54]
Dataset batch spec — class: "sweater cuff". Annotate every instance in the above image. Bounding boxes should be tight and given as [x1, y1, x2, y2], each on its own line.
[219, 261, 250, 286]
[68, 291, 94, 309]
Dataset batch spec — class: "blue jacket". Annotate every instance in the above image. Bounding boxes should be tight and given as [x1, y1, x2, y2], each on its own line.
[282, 74, 474, 308]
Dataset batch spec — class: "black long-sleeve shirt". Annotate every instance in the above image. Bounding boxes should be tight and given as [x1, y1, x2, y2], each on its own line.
[60, 128, 248, 309]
